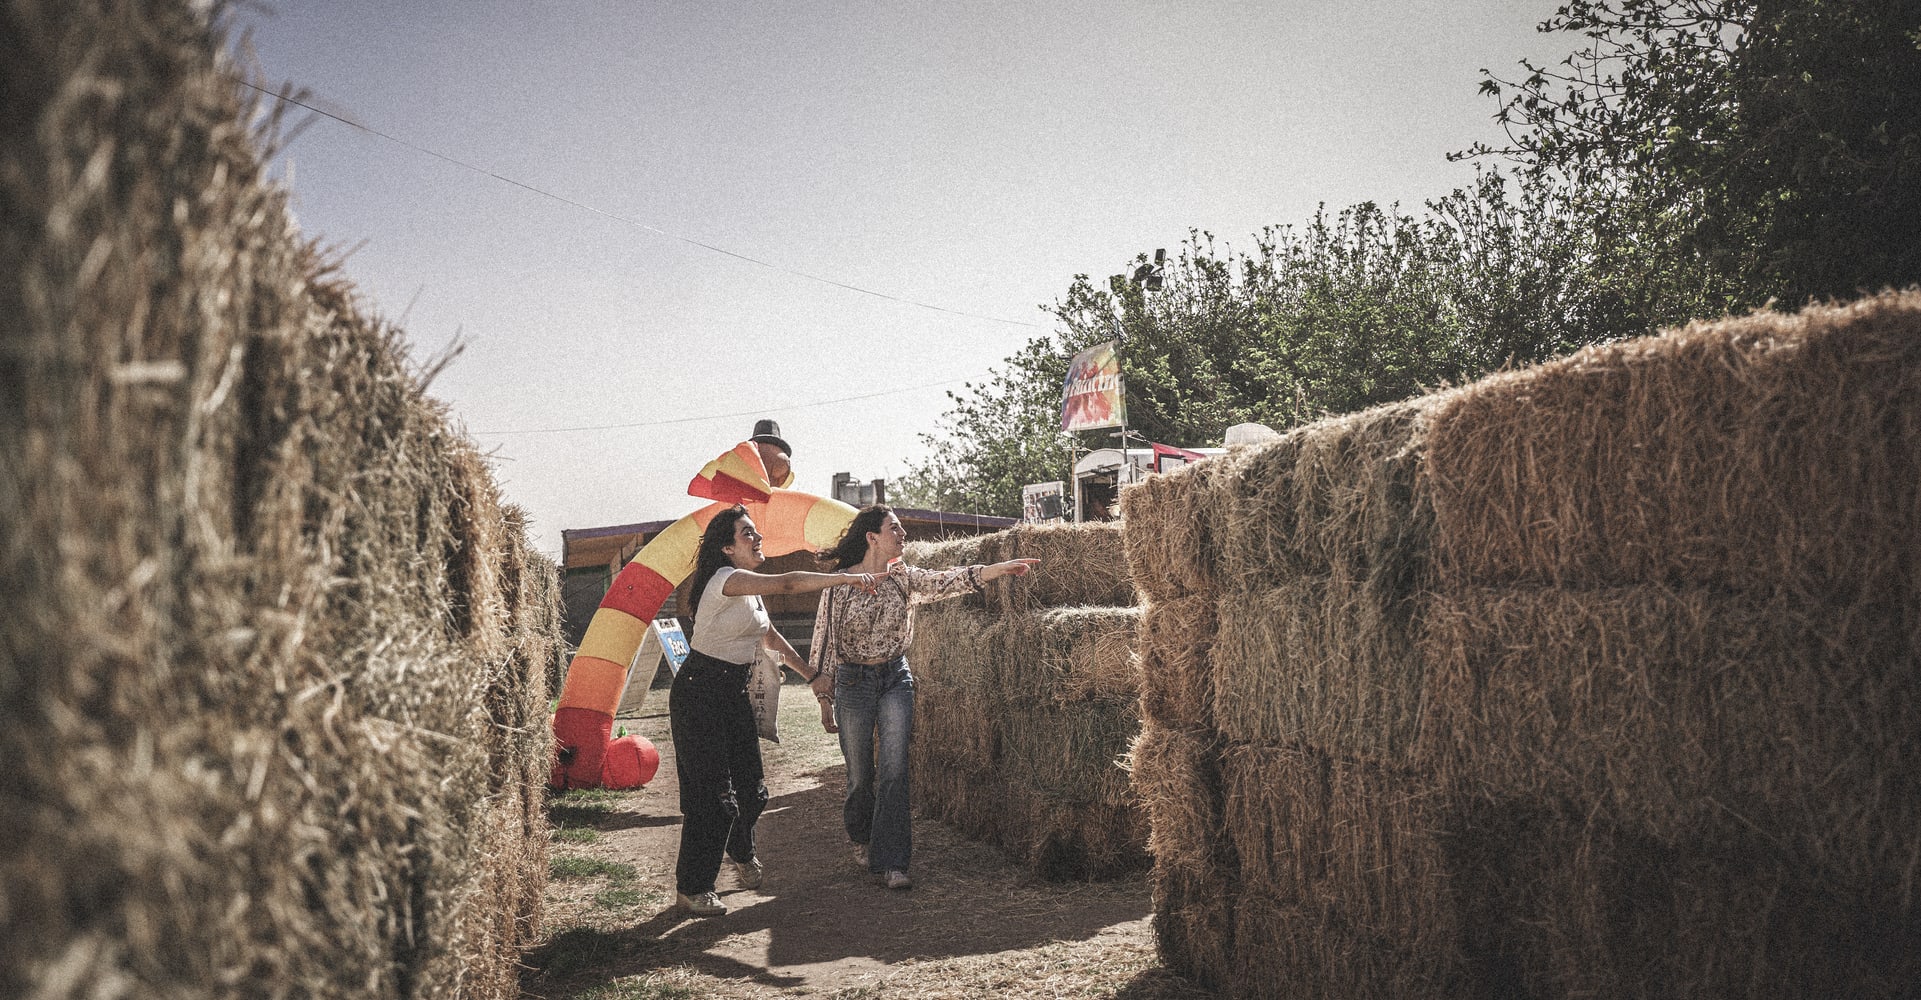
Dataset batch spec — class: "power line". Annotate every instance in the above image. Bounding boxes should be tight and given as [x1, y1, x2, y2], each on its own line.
[472, 375, 977, 436]
[240, 79, 1046, 329]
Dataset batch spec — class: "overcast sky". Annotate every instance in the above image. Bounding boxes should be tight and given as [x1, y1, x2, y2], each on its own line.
[230, 0, 1563, 558]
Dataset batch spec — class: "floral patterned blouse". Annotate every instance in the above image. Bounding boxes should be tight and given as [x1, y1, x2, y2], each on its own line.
[808, 563, 984, 678]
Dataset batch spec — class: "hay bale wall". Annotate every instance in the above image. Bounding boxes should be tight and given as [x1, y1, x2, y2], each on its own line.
[1, 3, 557, 997]
[905, 525, 1149, 879]
[1121, 291, 1921, 998]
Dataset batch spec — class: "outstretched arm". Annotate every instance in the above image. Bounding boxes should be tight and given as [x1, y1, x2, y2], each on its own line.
[981, 558, 1040, 581]
[722, 569, 875, 597]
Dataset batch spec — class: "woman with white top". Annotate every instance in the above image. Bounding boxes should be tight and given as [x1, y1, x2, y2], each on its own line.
[672, 505, 874, 917]
[807, 505, 1038, 890]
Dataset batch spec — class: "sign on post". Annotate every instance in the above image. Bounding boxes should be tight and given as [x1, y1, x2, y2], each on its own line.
[615, 619, 690, 717]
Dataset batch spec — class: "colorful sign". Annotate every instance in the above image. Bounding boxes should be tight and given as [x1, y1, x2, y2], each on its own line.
[1060, 341, 1126, 432]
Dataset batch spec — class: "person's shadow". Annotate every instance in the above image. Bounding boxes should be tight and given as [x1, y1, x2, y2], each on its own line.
[521, 764, 1159, 995]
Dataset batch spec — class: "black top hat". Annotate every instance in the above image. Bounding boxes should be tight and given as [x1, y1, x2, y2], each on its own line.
[749, 419, 791, 456]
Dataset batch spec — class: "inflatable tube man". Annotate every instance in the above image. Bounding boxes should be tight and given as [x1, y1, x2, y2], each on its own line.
[549, 423, 858, 789]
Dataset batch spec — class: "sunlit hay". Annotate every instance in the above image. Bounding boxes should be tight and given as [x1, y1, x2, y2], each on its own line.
[1, 4, 551, 994]
[1151, 862, 1238, 994]
[1212, 393, 1449, 594]
[1120, 452, 1239, 601]
[1230, 891, 1459, 1000]
[1135, 594, 1219, 730]
[1424, 291, 1921, 601]
[1419, 583, 1921, 898]
[1124, 721, 1230, 878]
[905, 533, 1004, 612]
[1210, 568, 1428, 758]
[996, 606, 1142, 706]
[1221, 745, 1453, 947]
[998, 522, 1137, 613]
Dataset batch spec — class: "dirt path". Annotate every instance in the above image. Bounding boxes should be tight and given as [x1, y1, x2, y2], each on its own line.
[520, 681, 1215, 999]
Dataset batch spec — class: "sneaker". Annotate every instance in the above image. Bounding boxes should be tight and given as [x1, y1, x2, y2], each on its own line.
[733, 857, 764, 890]
[676, 891, 726, 916]
[854, 844, 869, 869]
[884, 870, 913, 890]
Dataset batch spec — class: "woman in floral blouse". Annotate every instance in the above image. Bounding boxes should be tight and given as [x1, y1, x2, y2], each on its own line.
[808, 505, 1038, 889]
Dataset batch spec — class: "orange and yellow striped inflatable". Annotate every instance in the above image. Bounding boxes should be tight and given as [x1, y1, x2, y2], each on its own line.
[549, 441, 858, 789]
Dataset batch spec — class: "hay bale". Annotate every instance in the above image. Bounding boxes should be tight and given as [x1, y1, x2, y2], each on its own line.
[1125, 721, 1230, 877]
[1424, 292, 1921, 601]
[997, 606, 1141, 705]
[1120, 453, 1238, 601]
[906, 602, 1004, 697]
[1419, 584, 1921, 893]
[0, 3, 552, 994]
[1221, 745, 1454, 946]
[1229, 892, 1460, 1000]
[997, 521, 1137, 611]
[1212, 393, 1447, 592]
[998, 698, 1139, 804]
[1151, 863, 1238, 994]
[1443, 796, 1921, 999]
[1210, 569, 1427, 757]
[1136, 594, 1219, 729]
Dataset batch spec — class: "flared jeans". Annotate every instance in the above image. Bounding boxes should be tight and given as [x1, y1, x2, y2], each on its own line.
[834, 656, 915, 874]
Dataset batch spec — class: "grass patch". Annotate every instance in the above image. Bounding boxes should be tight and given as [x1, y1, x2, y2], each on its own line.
[550, 856, 639, 884]
[548, 786, 635, 829]
[593, 886, 662, 911]
[553, 825, 598, 844]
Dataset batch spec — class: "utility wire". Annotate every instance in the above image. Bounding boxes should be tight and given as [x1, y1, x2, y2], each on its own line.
[472, 375, 978, 436]
[241, 80, 1046, 329]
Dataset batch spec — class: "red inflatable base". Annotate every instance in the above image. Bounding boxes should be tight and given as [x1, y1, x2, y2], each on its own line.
[602, 735, 660, 789]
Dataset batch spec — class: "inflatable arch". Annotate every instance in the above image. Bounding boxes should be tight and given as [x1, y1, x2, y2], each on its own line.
[549, 440, 858, 789]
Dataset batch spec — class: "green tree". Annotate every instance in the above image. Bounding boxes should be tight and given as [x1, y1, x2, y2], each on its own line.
[897, 171, 1606, 516]
[1468, 0, 1921, 309]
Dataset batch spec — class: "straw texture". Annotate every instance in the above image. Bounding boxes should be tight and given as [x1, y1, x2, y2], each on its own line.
[2, 4, 555, 996]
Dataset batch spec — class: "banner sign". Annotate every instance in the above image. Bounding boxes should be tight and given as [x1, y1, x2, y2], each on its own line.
[1060, 341, 1126, 432]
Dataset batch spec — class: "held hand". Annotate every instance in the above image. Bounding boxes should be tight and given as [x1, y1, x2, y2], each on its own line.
[849, 571, 878, 593]
[810, 670, 835, 700]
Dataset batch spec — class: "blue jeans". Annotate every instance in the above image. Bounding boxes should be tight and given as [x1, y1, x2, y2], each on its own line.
[834, 656, 915, 873]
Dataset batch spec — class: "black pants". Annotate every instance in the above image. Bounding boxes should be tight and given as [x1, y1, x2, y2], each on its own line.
[669, 649, 767, 895]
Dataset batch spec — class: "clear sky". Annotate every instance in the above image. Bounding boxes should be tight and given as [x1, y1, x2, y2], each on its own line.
[229, 0, 1563, 559]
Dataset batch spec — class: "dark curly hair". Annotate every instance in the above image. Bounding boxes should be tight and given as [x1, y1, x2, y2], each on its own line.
[688, 505, 751, 621]
[817, 504, 894, 570]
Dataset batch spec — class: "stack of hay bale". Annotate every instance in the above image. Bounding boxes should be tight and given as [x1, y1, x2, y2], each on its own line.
[1121, 291, 1921, 998]
[1123, 393, 1457, 996]
[1, 2, 561, 997]
[907, 523, 1149, 879]
[1417, 293, 1921, 997]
